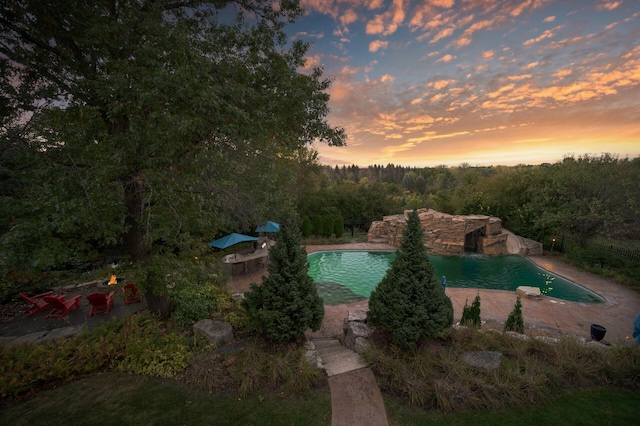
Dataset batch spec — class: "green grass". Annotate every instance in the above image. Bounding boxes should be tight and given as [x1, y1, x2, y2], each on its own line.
[1, 374, 637, 426]
[0, 372, 332, 426]
[385, 387, 640, 425]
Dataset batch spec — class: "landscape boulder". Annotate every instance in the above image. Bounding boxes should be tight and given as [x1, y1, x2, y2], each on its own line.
[516, 286, 542, 298]
[193, 319, 233, 345]
[460, 351, 503, 370]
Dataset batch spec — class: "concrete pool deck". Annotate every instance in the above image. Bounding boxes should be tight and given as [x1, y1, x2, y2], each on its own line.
[228, 243, 640, 346]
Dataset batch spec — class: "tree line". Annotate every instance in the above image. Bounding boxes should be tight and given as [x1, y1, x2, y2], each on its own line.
[296, 154, 640, 245]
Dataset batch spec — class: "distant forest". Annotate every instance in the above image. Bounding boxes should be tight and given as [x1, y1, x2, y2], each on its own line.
[296, 154, 640, 246]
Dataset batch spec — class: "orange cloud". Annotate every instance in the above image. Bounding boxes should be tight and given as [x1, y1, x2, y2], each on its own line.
[369, 40, 389, 52]
[523, 29, 555, 46]
[340, 9, 359, 26]
[437, 54, 455, 63]
[481, 50, 495, 59]
[380, 74, 395, 83]
[428, 79, 456, 89]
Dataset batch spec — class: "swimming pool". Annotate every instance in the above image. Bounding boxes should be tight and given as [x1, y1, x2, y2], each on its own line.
[307, 250, 605, 305]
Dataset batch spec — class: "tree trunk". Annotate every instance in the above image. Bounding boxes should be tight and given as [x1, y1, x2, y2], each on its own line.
[144, 291, 174, 319]
[123, 171, 150, 263]
[122, 170, 172, 317]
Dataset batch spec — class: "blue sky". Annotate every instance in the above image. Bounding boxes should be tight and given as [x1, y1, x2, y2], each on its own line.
[287, 0, 640, 167]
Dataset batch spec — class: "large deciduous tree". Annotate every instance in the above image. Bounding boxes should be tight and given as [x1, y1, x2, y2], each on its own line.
[368, 209, 453, 348]
[0, 1, 344, 306]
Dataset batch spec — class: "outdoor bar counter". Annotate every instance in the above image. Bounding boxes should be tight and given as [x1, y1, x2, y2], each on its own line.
[222, 239, 274, 277]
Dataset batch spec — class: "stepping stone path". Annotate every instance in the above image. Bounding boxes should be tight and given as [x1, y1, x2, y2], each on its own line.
[311, 337, 368, 377]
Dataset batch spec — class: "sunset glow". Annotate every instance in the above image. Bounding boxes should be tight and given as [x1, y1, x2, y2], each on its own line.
[292, 0, 640, 167]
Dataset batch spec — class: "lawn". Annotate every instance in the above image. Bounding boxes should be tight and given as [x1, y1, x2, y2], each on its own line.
[1, 373, 637, 425]
[0, 372, 332, 426]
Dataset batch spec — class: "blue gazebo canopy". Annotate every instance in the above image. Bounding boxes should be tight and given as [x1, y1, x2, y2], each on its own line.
[255, 221, 280, 233]
[208, 233, 258, 249]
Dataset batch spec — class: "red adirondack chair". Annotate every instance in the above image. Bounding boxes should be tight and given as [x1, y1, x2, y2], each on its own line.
[44, 295, 82, 319]
[122, 284, 142, 305]
[19, 291, 54, 317]
[86, 291, 115, 316]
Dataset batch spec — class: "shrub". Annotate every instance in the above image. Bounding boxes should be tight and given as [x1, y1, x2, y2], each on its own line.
[460, 293, 481, 328]
[172, 283, 230, 327]
[301, 216, 312, 238]
[242, 214, 324, 342]
[367, 209, 453, 348]
[184, 338, 324, 396]
[313, 216, 323, 237]
[0, 313, 210, 401]
[322, 216, 333, 238]
[504, 296, 525, 333]
[333, 215, 344, 238]
[365, 327, 640, 411]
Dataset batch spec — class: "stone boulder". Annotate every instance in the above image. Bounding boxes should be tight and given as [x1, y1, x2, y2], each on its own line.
[516, 286, 542, 299]
[193, 319, 233, 345]
[304, 340, 322, 369]
[348, 310, 368, 323]
[344, 321, 373, 352]
[460, 351, 503, 370]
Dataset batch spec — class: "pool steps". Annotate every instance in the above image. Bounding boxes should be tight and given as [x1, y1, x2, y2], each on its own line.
[311, 337, 368, 377]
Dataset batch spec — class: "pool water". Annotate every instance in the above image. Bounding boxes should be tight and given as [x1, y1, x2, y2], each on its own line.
[307, 250, 605, 305]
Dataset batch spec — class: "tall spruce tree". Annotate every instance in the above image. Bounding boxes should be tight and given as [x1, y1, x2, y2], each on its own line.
[368, 209, 453, 348]
[242, 214, 324, 342]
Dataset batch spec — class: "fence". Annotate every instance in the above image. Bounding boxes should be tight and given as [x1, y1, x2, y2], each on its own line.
[550, 235, 640, 263]
[590, 242, 640, 263]
[344, 220, 371, 237]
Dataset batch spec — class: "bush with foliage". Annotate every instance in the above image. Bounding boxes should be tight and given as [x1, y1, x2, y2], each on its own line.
[0, 313, 212, 401]
[367, 209, 453, 348]
[322, 216, 333, 238]
[313, 216, 324, 237]
[365, 327, 640, 412]
[242, 214, 324, 342]
[504, 297, 525, 334]
[184, 338, 324, 396]
[333, 215, 344, 238]
[172, 283, 231, 327]
[301, 216, 312, 238]
[460, 293, 481, 328]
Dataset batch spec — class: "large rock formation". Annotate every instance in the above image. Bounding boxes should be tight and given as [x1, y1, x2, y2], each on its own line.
[367, 208, 541, 256]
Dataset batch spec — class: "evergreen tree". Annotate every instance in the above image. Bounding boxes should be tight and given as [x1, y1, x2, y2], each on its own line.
[334, 215, 345, 238]
[504, 297, 525, 334]
[368, 209, 453, 348]
[242, 214, 324, 342]
[313, 216, 324, 237]
[301, 216, 312, 238]
[460, 293, 481, 328]
[323, 216, 334, 238]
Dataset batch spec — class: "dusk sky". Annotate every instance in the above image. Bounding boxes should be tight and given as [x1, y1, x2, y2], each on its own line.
[288, 0, 640, 167]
